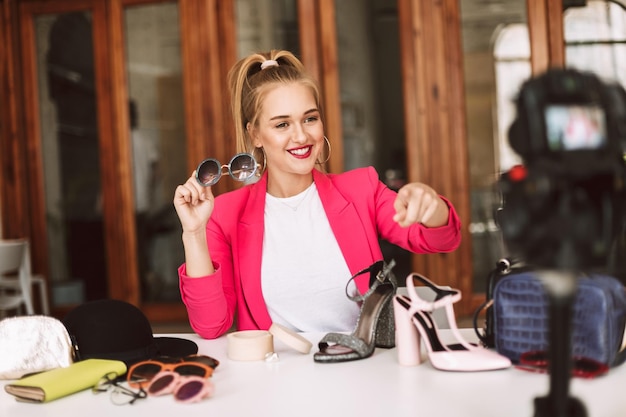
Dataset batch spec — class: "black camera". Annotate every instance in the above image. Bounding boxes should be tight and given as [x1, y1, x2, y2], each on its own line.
[498, 68, 626, 270]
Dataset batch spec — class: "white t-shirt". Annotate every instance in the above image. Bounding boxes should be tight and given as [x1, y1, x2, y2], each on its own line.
[261, 183, 360, 332]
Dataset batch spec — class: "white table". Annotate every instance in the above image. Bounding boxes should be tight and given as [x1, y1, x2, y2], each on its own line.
[1, 330, 625, 417]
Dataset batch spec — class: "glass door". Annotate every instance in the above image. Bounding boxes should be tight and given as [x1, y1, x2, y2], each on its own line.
[333, 0, 412, 280]
[459, 0, 529, 299]
[25, 2, 110, 307]
[123, 1, 186, 303]
[21, 0, 190, 314]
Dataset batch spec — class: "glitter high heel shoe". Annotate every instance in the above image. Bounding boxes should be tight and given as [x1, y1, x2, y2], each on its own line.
[394, 273, 511, 371]
[314, 260, 397, 363]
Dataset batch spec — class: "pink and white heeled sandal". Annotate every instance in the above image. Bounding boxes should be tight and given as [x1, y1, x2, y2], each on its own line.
[394, 273, 511, 371]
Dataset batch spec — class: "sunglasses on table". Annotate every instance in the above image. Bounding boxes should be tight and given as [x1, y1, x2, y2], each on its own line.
[127, 354, 220, 388]
[195, 153, 260, 187]
[93, 372, 147, 405]
[145, 370, 215, 403]
[515, 350, 609, 379]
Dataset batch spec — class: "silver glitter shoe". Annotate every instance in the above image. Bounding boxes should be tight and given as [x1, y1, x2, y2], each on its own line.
[313, 259, 397, 363]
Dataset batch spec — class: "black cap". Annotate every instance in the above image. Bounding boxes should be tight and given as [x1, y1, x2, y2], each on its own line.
[63, 299, 197, 366]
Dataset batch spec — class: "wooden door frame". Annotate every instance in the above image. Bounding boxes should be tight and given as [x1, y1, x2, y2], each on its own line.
[395, 0, 565, 314]
[2, 0, 237, 321]
[106, 0, 237, 320]
[298, 0, 343, 174]
[527, 0, 565, 73]
[0, 0, 30, 245]
[395, 0, 473, 313]
[16, 0, 114, 316]
[140, 0, 237, 321]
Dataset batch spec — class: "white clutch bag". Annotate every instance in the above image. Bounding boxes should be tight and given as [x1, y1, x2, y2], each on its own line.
[0, 315, 74, 379]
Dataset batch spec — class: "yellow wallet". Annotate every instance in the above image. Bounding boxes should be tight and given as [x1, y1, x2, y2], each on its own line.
[4, 358, 126, 403]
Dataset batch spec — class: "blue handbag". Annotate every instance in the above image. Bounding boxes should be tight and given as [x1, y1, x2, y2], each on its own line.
[475, 261, 626, 366]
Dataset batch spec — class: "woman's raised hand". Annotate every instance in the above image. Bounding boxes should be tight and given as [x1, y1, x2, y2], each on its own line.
[173, 172, 215, 234]
[393, 182, 449, 228]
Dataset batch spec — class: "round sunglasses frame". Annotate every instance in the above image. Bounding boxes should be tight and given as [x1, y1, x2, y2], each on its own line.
[93, 372, 147, 405]
[146, 370, 215, 403]
[195, 152, 259, 187]
[127, 359, 215, 389]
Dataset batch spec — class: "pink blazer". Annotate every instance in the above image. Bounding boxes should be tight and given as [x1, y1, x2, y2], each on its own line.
[179, 167, 461, 339]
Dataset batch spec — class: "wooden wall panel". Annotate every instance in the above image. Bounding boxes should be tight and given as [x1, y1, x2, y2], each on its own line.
[179, 0, 235, 197]
[398, 0, 472, 312]
[298, 0, 343, 174]
[215, 0, 237, 164]
[317, 0, 342, 173]
[527, 0, 565, 74]
[1, 0, 30, 242]
[179, 0, 206, 174]
[108, 0, 139, 303]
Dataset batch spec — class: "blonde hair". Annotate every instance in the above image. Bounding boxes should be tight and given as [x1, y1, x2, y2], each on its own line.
[227, 50, 323, 168]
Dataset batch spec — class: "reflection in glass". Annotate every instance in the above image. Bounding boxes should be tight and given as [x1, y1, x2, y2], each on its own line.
[334, 1, 411, 280]
[494, 24, 531, 173]
[235, 0, 298, 57]
[564, 1, 626, 86]
[461, 1, 528, 291]
[491, 24, 530, 283]
[36, 11, 103, 306]
[124, 3, 186, 302]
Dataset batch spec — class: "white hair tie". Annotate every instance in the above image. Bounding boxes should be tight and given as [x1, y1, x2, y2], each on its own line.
[261, 59, 279, 70]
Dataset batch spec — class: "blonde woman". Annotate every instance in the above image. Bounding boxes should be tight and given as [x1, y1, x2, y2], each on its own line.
[173, 50, 461, 360]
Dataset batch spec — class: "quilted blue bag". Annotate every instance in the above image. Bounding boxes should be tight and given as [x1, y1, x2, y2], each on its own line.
[491, 272, 626, 366]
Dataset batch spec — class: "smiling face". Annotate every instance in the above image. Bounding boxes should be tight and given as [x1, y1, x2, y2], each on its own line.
[248, 82, 324, 196]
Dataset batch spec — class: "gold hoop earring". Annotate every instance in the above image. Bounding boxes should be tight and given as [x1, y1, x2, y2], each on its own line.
[317, 136, 331, 165]
[253, 146, 267, 172]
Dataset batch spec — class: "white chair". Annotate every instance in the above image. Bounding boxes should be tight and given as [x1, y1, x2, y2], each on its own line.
[0, 239, 50, 317]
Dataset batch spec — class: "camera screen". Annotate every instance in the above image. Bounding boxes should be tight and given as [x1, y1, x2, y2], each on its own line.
[545, 104, 607, 151]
